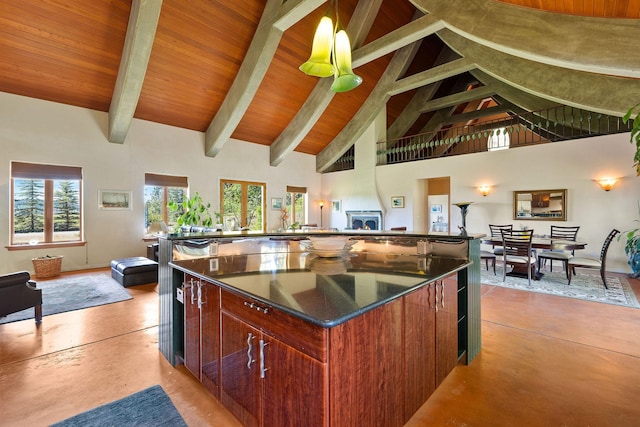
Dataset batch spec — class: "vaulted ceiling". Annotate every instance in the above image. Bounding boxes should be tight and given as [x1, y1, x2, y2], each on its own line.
[1, 0, 638, 171]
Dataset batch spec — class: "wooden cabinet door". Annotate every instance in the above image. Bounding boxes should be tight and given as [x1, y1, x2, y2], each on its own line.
[403, 283, 436, 421]
[220, 313, 261, 427]
[262, 336, 327, 427]
[435, 275, 459, 386]
[184, 275, 201, 380]
[200, 283, 220, 397]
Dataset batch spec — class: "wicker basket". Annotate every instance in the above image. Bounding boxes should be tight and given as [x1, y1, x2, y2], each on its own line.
[32, 255, 63, 278]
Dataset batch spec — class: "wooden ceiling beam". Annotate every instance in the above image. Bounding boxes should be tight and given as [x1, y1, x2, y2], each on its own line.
[386, 47, 459, 140]
[418, 85, 495, 114]
[412, 0, 640, 78]
[204, 0, 324, 157]
[108, 0, 162, 144]
[389, 57, 475, 96]
[316, 41, 421, 172]
[439, 29, 640, 117]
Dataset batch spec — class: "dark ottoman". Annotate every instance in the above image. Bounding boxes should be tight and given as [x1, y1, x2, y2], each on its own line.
[110, 257, 158, 287]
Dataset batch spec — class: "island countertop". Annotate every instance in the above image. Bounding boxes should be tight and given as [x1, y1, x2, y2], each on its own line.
[170, 250, 469, 328]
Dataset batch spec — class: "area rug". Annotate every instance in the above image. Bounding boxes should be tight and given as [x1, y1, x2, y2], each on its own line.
[0, 274, 132, 324]
[50, 385, 186, 427]
[481, 267, 640, 308]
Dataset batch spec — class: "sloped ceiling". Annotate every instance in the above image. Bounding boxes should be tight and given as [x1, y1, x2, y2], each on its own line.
[0, 0, 638, 172]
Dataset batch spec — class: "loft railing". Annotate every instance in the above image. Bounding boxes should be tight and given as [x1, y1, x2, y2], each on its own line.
[375, 106, 632, 166]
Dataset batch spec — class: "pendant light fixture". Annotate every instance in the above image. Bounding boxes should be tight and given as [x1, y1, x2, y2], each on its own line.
[299, 0, 362, 93]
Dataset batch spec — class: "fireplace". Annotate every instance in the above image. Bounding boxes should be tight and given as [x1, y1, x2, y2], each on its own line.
[346, 210, 383, 230]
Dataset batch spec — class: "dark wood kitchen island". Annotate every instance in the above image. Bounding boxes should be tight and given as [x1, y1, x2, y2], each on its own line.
[157, 233, 481, 427]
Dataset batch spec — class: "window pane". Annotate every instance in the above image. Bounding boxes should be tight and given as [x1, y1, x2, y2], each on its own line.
[53, 180, 81, 242]
[222, 182, 242, 230]
[246, 184, 263, 231]
[13, 179, 44, 244]
[167, 187, 186, 227]
[145, 186, 164, 227]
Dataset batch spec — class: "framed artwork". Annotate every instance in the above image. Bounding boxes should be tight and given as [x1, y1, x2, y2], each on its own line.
[271, 197, 283, 210]
[431, 204, 442, 213]
[332, 200, 341, 212]
[98, 190, 131, 210]
[391, 196, 404, 208]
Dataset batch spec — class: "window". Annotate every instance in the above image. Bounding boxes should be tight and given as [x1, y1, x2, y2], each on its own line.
[286, 186, 306, 226]
[488, 127, 510, 151]
[11, 161, 82, 246]
[144, 173, 188, 230]
[221, 180, 265, 231]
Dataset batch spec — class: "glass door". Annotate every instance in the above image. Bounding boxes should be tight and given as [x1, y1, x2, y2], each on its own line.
[221, 180, 265, 231]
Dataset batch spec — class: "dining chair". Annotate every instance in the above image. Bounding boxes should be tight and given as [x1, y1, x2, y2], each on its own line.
[567, 229, 619, 289]
[501, 229, 536, 286]
[480, 250, 497, 274]
[536, 225, 580, 278]
[488, 224, 513, 256]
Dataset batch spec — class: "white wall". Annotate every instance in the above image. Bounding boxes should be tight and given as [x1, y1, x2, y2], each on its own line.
[0, 92, 321, 274]
[323, 118, 640, 274]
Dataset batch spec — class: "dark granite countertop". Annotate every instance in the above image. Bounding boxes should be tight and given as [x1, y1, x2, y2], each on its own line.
[171, 249, 470, 328]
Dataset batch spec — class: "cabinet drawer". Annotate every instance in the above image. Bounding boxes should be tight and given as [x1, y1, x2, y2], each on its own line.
[221, 289, 327, 362]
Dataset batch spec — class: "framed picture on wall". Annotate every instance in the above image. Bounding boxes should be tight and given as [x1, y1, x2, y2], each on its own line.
[271, 197, 283, 210]
[332, 200, 341, 212]
[98, 190, 131, 210]
[431, 204, 442, 213]
[391, 196, 404, 208]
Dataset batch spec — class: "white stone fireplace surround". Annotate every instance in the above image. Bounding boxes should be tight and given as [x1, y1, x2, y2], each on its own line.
[346, 210, 383, 230]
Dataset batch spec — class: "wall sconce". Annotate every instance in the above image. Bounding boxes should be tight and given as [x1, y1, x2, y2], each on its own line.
[597, 178, 617, 191]
[477, 185, 492, 197]
[299, 0, 362, 93]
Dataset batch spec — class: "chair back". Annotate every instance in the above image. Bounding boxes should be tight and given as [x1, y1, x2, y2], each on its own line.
[599, 229, 620, 272]
[550, 225, 580, 241]
[489, 224, 513, 238]
[501, 229, 534, 257]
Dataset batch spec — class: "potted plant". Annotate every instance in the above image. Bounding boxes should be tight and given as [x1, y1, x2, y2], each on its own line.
[623, 103, 640, 176]
[619, 200, 640, 278]
[167, 192, 219, 231]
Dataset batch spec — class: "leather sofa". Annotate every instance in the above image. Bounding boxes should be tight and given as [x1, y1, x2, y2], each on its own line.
[0, 271, 43, 324]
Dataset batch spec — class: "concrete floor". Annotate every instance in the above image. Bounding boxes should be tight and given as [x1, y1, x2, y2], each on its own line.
[1, 267, 639, 426]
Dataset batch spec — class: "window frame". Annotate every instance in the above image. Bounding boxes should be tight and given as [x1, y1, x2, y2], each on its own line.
[286, 185, 307, 227]
[144, 173, 188, 231]
[9, 161, 84, 249]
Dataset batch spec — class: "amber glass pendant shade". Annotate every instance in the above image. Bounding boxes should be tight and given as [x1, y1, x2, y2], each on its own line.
[330, 29, 362, 93]
[299, 16, 335, 78]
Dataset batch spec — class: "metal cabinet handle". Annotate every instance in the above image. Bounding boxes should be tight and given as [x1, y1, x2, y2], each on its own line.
[189, 278, 195, 305]
[197, 282, 202, 309]
[441, 281, 445, 310]
[243, 301, 269, 314]
[246, 333, 255, 369]
[434, 282, 439, 313]
[259, 339, 269, 379]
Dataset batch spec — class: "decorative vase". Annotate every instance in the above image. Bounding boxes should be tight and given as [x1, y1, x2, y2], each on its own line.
[626, 235, 640, 278]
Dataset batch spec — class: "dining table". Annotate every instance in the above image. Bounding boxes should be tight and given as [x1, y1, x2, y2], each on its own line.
[482, 235, 587, 280]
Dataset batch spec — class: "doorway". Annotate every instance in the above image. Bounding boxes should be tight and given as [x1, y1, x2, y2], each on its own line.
[425, 177, 450, 232]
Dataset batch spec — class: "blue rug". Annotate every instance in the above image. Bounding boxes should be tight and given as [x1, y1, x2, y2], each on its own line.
[50, 385, 186, 426]
[0, 273, 132, 324]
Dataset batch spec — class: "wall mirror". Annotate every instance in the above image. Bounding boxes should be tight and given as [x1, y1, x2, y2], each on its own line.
[513, 189, 567, 221]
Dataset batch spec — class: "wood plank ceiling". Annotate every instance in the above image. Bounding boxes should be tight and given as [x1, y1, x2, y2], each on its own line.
[0, 0, 638, 171]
